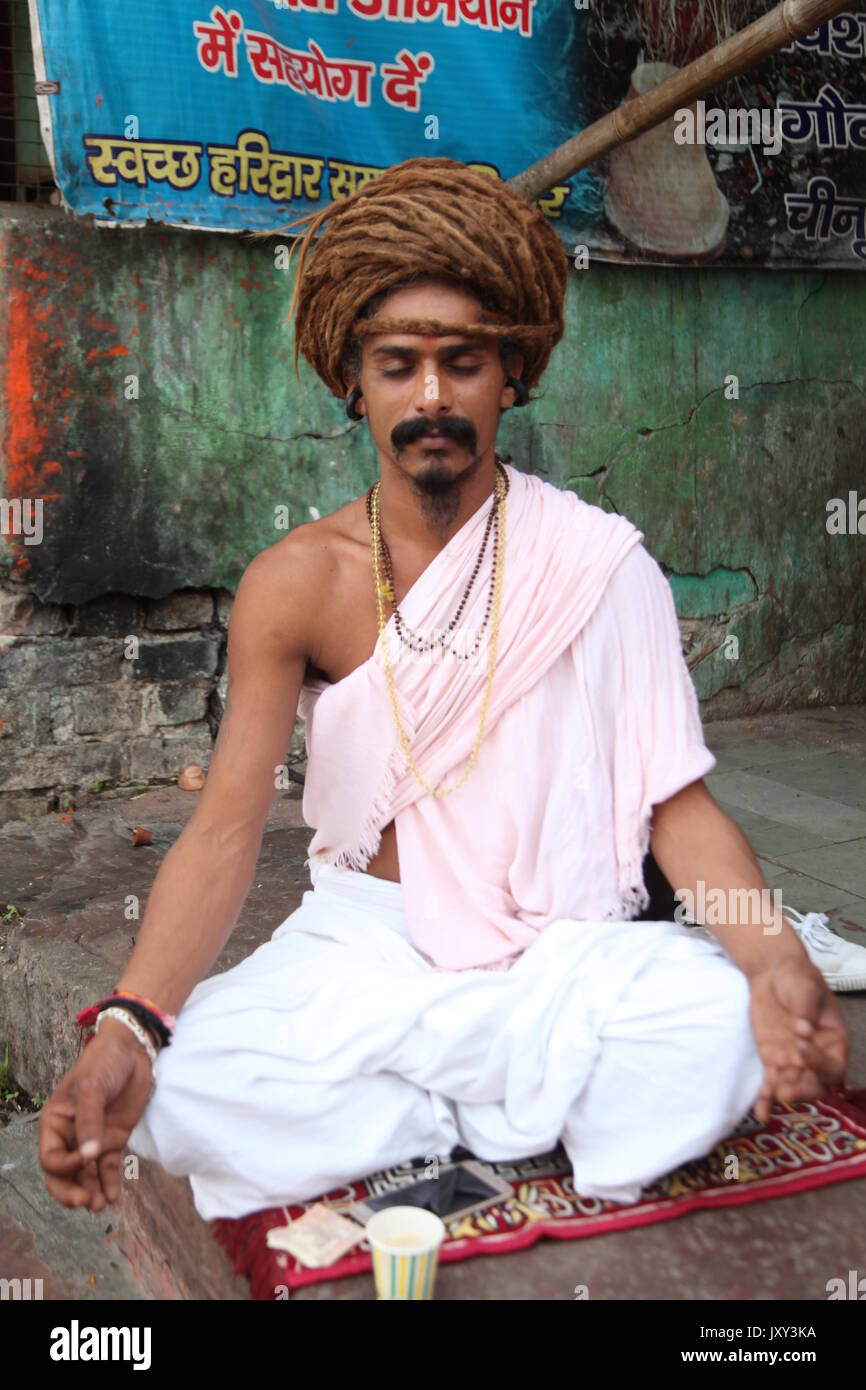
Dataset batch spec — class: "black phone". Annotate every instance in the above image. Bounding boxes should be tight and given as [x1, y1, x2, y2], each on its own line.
[349, 1159, 512, 1224]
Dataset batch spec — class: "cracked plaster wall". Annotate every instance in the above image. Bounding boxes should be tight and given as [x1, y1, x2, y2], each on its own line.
[0, 204, 864, 814]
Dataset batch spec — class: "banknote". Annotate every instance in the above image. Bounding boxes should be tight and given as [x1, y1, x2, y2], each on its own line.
[266, 1203, 366, 1268]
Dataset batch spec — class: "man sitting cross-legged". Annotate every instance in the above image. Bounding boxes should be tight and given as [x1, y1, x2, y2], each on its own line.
[39, 158, 849, 1222]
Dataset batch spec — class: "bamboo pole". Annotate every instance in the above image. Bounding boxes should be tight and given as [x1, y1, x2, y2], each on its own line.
[507, 0, 850, 202]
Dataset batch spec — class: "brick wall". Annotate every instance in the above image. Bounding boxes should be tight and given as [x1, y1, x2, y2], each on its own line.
[0, 580, 306, 826]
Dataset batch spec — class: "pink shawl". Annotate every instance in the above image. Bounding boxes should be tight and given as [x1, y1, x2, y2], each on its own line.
[297, 463, 657, 967]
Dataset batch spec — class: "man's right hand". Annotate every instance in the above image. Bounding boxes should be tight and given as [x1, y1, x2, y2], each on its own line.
[38, 1017, 156, 1213]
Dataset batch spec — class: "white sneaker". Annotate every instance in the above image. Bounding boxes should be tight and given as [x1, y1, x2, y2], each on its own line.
[779, 907, 866, 993]
[687, 907, 866, 992]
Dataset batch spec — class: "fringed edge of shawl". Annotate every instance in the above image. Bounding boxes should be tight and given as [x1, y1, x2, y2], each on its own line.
[307, 684, 414, 874]
[616, 803, 653, 920]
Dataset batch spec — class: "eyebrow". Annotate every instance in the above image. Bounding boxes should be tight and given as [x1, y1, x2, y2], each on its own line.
[370, 339, 488, 360]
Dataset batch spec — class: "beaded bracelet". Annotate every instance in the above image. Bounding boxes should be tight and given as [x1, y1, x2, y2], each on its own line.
[94, 1008, 158, 1099]
[105, 998, 172, 1050]
[76, 990, 176, 1057]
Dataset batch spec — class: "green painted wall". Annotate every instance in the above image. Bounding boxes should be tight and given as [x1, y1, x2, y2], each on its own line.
[1, 203, 863, 713]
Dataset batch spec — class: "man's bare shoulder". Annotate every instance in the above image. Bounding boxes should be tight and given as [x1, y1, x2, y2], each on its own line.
[237, 497, 367, 649]
[252, 495, 366, 583]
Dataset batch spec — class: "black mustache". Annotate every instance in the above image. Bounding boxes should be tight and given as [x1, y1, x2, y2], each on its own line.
[391, 416, 477, 450]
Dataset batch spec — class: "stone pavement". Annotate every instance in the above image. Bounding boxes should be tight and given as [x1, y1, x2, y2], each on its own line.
[705, 707, 866, 930]
[0, 706, 864, 1300]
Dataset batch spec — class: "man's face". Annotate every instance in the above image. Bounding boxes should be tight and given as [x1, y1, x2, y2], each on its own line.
[347, 282, 522, 493]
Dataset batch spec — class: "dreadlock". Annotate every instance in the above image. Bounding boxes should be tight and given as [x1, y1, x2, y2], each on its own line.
[254, 157, 569, 401]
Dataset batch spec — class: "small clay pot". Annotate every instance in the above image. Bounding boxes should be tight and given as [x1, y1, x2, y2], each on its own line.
[178, 764, 206, 791]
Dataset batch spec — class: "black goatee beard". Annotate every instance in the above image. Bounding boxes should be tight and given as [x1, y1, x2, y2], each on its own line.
[390, 414, 482, 541]
[408, 456, 482, 539]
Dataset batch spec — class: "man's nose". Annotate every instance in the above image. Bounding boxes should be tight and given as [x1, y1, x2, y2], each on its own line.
[412, 364, 453, 413]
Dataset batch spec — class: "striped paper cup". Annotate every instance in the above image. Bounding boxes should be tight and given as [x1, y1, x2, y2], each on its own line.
[366, 1207, 446, 1300]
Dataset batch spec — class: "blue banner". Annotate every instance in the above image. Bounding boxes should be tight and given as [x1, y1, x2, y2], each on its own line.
[27, 1, 866, 266]
[27, 0, 598, 244]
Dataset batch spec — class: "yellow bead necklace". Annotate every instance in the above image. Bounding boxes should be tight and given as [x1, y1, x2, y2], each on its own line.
[370, 467, 506, 798]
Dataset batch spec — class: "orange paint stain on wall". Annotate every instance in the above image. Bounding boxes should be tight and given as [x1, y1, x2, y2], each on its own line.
[2, 288, 50, 498]
[84, 343, 130, 365]
[1, 259, 78, 580]
[13, 257, 49, 282]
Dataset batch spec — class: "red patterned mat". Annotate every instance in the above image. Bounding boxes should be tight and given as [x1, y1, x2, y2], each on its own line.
[211, 1086, 866, 1298]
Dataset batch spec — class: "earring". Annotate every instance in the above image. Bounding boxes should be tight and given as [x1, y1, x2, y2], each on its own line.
[505, 376, 529, 408]
[345, 386, 363, 420]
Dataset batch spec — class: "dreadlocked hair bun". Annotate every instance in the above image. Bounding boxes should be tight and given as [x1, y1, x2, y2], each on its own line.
[269, 156, 569, 400]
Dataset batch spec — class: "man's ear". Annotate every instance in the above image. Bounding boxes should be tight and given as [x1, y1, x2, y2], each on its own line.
[504, 350, 524, 382]
[341, 369, 367, 418]
[499, 350, 525, 410]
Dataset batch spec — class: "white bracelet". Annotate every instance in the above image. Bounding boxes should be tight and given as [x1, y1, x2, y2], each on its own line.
[94, 1007, 158, 1095]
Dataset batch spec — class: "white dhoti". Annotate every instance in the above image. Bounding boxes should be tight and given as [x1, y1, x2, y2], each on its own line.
[127, 865, 765, 1221]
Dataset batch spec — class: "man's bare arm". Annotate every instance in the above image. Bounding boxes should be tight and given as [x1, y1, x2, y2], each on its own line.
[112, 535, 315, 1017]
[649, 778, 807, 977]
[650, 777, 849, 1120]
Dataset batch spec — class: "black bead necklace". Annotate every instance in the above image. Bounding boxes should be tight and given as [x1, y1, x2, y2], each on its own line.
[365, 459, 509, 659]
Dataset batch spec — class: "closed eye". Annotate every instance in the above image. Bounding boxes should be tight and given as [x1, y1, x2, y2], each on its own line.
[382, 364, 482, 378]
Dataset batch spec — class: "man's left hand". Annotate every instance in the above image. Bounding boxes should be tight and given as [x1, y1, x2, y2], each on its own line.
[747, 958, 850, 1123]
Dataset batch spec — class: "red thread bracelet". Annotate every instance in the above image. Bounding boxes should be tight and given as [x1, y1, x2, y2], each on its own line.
[76, 990, 177, 1057]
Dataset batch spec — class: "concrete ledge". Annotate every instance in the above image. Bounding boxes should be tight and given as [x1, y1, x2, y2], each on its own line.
[0, 1113, 141, 1301]
[117, 1155, 249, 1300]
